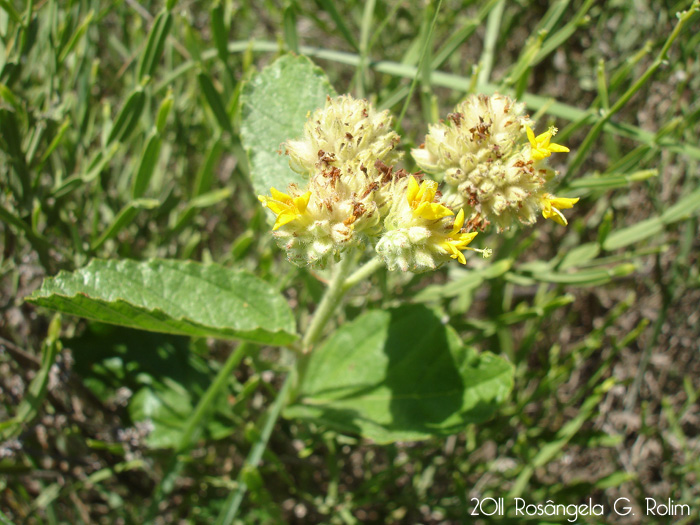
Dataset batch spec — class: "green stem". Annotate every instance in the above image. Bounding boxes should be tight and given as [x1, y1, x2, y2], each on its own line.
[477, 0, 505, 89]
[177, 342, 250, 452]
[216, 255, 385, 522]
[147, 342, 250, 519]
[215, 371, 293, 525]
[302, 254, 356, 350]
[354, 0, 376, 98]
[342, 256, 384, 293]
[564, 1, 699, 179]
[395, 0, 443, 128]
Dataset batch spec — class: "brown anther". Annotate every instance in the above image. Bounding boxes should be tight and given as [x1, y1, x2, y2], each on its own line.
[353, 201, 366, 217]
[323, 166, 341, 187]
[318, 150, 336, 163]
[465, 215, 488, 232]
[375, 160, 393, 184]
[345, 132, 353, 140]
[394, 168, 409, 180]
[448, 112, 465, 126]
[360, 182, 379, 199]
[469, 116, 491, 141]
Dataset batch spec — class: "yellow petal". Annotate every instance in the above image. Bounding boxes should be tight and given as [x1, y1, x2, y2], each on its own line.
[293, 191, 312, 213]
[526, 126, 536, 147]
[542, 207, 567, 226]
[549, 196, 579, 210]
[451, 208, 465, 233]
[414, 202, 454, 220]
[548, 143, 570, 153]
[270, 187, 292, 202]
[456, 232, 478, 246]
[262, 199, 289, 215]
[415, 179, 438, 204]
[272, 211, 298, 230]
[535, 130, 552, 145]
[531, 148, 548, 161]
[406, 176, 420, 205]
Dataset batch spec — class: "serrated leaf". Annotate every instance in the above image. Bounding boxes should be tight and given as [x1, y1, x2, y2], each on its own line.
[240, 54, 336, 198]
[284, 305, 513, 443]
[27, 259, 297, 345]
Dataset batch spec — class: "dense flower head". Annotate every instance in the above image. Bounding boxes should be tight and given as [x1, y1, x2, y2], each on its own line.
[286, 95, 402, 184]
[259, 93, 574, 272]
[412, 93, 576, 231]
[259, 95, 410, 268]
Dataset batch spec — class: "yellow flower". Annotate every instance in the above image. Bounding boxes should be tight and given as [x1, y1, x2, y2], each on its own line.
[540, 194, 579, 226]
[526, 126, 569, 161]
[440, 209, 478, 264]
[258, 187, 312, 230]
[406, 176, 454, 220]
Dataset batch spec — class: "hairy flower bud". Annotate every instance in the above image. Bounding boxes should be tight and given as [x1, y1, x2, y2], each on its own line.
[376, 176, 488, 272]
[285, 95, 402, 182]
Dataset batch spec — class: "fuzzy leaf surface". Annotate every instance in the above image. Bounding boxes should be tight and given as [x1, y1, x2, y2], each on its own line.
[28, 259, 297, 345]
[285, 305, 513, 443]
[240, 54, 336, 199]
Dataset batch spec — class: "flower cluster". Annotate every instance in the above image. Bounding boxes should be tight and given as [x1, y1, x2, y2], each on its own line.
[412, 93, 577, 231]
[259, 93, 576, 272]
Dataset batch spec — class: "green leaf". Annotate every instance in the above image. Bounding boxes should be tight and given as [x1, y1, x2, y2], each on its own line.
[58, 10, 93, 64]
[557, 242, 600, 271]
[414, 260, 512, 302]
[198, 72, 233, 133]
[137, 9, 173, 80]
[240, 54, 335, 198]
[107, 88, 146, 145]
[285, 305, 513, 443]
[602, 217, 663, 251]
[131, 131, 162, 199]
[660, 186, 700, 224]
[91, 199, 160, 250]
[27, 259, 297, 345]
[527, 263, 636, 286]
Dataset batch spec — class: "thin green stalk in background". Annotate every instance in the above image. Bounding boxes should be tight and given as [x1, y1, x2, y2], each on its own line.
[354, 0, 376, 98]
[147, 342, 251, 519]
[395, 0, 443, 128]
[214, 371, 293, 525]
[564, 0, 699, 180]
[153, 41, 700, 161]
[477, 0, 505, 89]
[214, 252, 386, 523]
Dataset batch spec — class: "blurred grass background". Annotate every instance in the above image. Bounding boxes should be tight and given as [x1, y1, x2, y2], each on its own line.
[1, 0, 699, 523]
